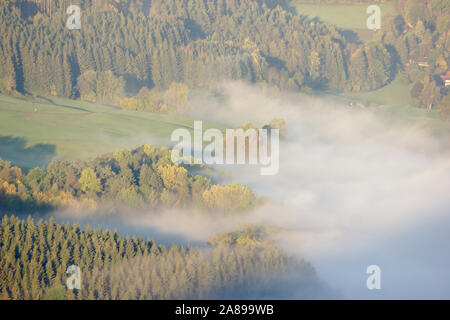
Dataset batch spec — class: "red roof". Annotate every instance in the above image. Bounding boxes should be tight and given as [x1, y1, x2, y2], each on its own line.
[439, 72, 450, 83]
[440, 72, 450, 81]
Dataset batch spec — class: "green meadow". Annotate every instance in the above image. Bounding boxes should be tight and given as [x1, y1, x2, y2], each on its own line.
[329, 79, 449, 138]
[292, 2, 397, 29]
[340, 78, 412, 106]
[291, 2, 397, 41]
[0, 94, 220, 169]
[1, 83, 447, 170]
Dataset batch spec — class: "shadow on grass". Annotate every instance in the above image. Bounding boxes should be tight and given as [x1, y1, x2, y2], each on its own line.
[34, 96, 94, 113]
[0, 136, 55, 169]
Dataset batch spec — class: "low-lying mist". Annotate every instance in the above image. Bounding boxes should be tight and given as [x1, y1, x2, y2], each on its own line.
[191, 82, 450, 299]
[38, 82, 450, 299]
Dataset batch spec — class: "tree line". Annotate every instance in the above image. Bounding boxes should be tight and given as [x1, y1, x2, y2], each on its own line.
[0, 144, 258, 214]
[0, 0, 392, 100]
[0, 0, 447, 114]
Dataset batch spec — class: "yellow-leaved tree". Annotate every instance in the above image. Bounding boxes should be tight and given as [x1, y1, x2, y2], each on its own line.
[202, 183, 256, 214]
[78, 168, 101, 196]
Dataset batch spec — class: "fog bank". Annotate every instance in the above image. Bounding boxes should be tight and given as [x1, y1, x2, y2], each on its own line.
[189, 82, 450, 299]
[37, 82, 450, 299]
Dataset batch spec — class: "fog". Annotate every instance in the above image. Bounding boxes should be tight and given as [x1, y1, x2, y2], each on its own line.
[188, 82, 450, 299]
[37, 82, 450, 299]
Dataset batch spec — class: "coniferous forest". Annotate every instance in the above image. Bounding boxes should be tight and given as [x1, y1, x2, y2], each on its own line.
[0, 215, 319, 300]
[0, 0, 350, 96]
[0, 0, 447, 115]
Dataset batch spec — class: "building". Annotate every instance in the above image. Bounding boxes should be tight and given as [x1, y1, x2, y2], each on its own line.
[439, 72, 450, 88]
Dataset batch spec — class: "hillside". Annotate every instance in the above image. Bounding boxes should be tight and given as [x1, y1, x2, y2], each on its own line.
[0, 94, 221, 168]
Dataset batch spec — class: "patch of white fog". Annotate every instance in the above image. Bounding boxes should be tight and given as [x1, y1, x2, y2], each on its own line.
[188, 82, 450, 299]
[45, 82, 450, 299]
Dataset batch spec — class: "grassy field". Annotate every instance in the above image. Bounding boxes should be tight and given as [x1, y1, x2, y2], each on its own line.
[291, 2, 397, 29]
[0, 94, 220, 169]
[1, 85, 447, 169]
[291, 2, 397, 41]
[370, 104, 450, 138]
[324, 79, 450, 138]
[339, 78, 412, 106]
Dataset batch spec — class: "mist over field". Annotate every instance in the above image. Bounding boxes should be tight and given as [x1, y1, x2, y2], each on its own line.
[32, 82, 450, 299]
[191, 82, 450, 299]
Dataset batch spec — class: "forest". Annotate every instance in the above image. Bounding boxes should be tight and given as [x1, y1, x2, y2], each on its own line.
[0, 144, 259, 214]
[0, 0, 447, 115]
[0, 216, 320, 299]
[1, 0, 446, 113]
